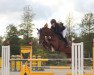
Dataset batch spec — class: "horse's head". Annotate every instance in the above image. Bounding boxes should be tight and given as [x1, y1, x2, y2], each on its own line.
[37, 23, 55, 51]
[37, 23, 49, 35]
[38, 23, 53, 39]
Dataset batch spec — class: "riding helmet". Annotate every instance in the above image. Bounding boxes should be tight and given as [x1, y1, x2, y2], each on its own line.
[50, 19, 56, 24]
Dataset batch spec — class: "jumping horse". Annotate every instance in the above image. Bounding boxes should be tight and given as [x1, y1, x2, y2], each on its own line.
[38, 23, 71, 57]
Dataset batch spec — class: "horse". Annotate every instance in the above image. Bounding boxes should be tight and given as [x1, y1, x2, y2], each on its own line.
[38, 24, 71, 58]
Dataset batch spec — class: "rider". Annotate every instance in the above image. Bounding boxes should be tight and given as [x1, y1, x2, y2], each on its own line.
[50, 19, 68, 47]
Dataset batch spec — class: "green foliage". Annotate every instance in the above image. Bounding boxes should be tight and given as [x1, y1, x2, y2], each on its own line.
[0, 36, 3, 45]
[10, 45, 20, 55]
[32, 38, 43, 51]
[4, 24, 20, 55]
[33, 48, 67, 66]
[6, 24, 18, 37]
[80, 33, 94, 57]
[46, 52, 67, 66]
[20, 37, 33, 46]
[80, 13, 94, 35]
[79, 13, 94, 57]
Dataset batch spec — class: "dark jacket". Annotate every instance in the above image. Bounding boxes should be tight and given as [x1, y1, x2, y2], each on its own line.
[59, 22, 65, 30]
[51, 23, 65, 35]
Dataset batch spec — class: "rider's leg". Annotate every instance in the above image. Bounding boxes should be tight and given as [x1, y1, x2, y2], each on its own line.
[61, 28, 67, 38]
[62, 38, 68, 45]
[59, 33, 67, 43]
[61, 30, 68, 46]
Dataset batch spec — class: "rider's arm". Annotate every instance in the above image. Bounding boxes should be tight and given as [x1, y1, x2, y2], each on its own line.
[61, 26, 65, 30]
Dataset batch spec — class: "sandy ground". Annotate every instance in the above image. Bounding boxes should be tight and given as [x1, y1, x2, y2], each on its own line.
[0, 69, 93, 75]
[0, 69, 67, 75]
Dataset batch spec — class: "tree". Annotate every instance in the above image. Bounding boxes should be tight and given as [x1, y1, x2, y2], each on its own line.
[65, 13, 76, 40]
[0, 36, 3, 45]
[80, 13, 94, 57]
[80, 13, 94, 35]
[19, 5, 34, 46]
[4, 24, 20, 55]
[19, 5, 34, 39]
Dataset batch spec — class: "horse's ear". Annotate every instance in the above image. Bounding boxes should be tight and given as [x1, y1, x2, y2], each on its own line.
[37, 28, 40, 34]
[44, 23, 48, 28]
[45, 23, 48, 26]
[37, 28, 39, 31]
[37, 28, 42, 34]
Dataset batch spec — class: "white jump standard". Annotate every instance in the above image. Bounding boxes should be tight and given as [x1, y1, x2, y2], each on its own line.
[2, 46, 10, 75]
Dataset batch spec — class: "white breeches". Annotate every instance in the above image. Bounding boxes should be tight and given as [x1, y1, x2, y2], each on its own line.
[61, 28, 67, 38]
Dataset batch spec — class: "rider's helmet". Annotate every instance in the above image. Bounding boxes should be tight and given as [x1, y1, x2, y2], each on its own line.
[50, 19, 56, 24]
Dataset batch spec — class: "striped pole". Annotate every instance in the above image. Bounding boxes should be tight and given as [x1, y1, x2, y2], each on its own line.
[72, 42, 84, 75]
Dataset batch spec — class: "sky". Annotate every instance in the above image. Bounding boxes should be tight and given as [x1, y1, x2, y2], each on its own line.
[0, 0, 94, 37]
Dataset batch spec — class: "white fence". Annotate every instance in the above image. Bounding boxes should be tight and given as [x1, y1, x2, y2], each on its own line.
[72, 42, 84, 75]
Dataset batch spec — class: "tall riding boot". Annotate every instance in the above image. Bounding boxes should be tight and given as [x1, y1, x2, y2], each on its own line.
[63, 38, 68, 47]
